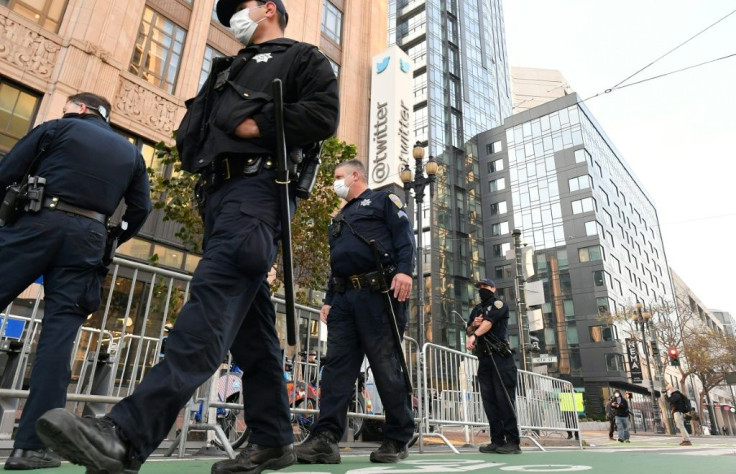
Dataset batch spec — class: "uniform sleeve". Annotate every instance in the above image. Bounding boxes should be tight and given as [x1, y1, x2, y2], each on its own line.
[383, 193, 415, 275]
[119, 153, 153, 243]
[0, 123, 53, 191]
[254, 46, 340, 148]
[484, 301, 509, 324]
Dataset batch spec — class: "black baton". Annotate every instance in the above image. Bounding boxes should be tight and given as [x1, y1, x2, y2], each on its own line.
[272, 79, 297, 347]
[369, 240, 413, 394]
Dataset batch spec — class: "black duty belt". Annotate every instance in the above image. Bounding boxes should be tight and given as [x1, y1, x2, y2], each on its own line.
[43, 197, 106, 224]
[201, 155, 275, 192]
[332, 266, 397, 293]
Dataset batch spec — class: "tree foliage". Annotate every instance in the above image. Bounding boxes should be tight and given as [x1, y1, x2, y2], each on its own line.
[601, 297, 736, 417]
[147, 136, 356, 305]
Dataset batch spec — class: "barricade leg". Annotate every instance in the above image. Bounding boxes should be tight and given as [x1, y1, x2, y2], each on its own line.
[0, 341, 24, 439]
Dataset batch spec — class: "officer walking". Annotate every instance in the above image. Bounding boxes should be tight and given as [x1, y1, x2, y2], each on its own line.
[0, 92, 152, 470]
[294, 159, 415, 464]
[466, 279, 521, 454]
[36, 1, 339, 474]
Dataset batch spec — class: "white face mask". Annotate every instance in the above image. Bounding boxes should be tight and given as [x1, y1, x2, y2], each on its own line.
[333, 177, 351, 200]
[229, 7, 264, 45]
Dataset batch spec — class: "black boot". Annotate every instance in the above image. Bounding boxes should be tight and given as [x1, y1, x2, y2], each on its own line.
[496, 442, 522, 454]
[35, 409, 137, 473]
[478, 443, 499, 453]
[4, 448, 61, 470]
[370, 439, 408, 463]
[294, 431, 340, 464]
[211, 443, 295, 473]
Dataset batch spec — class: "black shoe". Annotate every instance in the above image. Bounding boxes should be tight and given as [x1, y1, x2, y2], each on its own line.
[495, 442, 521, 454]
[294, 431, 340, 464]
[35, 409, 134, 473]
[211, 443, 296, 473]
[478, 443, 499, 453]
[4, 448, 61, 470]
[370, 439, 408, 463]
[618, 439, 624, 443]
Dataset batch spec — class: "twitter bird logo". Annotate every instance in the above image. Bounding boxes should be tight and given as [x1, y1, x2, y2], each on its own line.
[377, 57, 390, 74]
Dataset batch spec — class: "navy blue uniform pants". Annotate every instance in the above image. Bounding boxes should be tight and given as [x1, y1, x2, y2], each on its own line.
[312, 288, 414, 444]
[0, 210, 107, 450]
[107, 175, 293, 461]
[478, 353, 519, 446]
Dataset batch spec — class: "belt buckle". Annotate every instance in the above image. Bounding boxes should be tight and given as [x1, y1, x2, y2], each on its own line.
[350, 275, 361, 289]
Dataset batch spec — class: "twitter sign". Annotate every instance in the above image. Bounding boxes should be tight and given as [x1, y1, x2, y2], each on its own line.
[368, 45, 414, 189]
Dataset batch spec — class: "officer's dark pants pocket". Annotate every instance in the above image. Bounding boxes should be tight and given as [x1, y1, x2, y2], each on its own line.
[77, 265, 109, 314]
[235, 204, 277, 275]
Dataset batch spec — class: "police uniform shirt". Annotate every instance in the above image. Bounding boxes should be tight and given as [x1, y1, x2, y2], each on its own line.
[325, 189, 414, 304]
[0, 114, 152, 241]
[180, 38, 339, 172]
[468, 296, 510, 344]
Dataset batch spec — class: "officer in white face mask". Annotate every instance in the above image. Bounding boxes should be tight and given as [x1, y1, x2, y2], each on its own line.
[35, 2, 339, 474]
[294, 160, 416, 465]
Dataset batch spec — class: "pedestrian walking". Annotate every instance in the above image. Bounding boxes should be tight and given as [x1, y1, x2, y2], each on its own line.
[665, 383, 692, 446]
[610, 391, 631, 443]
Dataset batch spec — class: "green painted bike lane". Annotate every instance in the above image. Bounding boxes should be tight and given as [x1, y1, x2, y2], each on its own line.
[30, 448, 736, 473]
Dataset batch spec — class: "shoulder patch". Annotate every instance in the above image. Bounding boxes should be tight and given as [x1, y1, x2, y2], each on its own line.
[494, 300, 504, 309]
[389, 194, 404, 209]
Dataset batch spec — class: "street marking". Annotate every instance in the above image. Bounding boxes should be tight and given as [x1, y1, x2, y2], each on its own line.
[501, 466, 592, 472]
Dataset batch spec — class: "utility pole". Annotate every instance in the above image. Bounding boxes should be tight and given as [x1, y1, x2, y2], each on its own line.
[512, 229, 532, 371]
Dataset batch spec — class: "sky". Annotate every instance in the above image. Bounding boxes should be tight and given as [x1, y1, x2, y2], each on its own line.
[502, 0, 736, 317]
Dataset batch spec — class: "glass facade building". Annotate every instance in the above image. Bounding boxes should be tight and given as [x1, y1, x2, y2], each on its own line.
[390, 0, 512, 349]
[476, 93, 674, 421]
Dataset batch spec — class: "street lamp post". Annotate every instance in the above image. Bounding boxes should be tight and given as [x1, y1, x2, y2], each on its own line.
[400, 141, 437, 349]
[633, 301, 663, 432]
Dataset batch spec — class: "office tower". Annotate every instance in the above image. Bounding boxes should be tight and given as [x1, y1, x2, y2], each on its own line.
[476, 92, 673, 420]
[390, 0, 512, 348]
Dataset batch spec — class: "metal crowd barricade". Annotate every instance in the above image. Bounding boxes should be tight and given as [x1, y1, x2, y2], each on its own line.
[0, 256, 192, 440]
[419, 343, 582, 452]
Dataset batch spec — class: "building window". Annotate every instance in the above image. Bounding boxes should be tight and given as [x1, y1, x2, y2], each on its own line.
[563, 300, 575, 319]
[327, 57, 340, 79]
[574, 148, 590, 164]
[590, 325, 617, 342]
[494, 264, 512, 279]
[198, 46, 223, 92]
[593, 270, 605, 287]
[489, 178, 506, 192]
[2, 0, 67, 32]
[605, 353, 625, 371]
[0, 80, 40, 156]
[492, 242, 511, 257]
[579, 245, 604, 263]
[585, 220, 599, 236]
[129, 7, 187, 94]
[486, 140, 502, 154]
[571, 197, 595, 214]
[596, 296, 611, 315]
[568, 175, 591, 192]
[115, 130, 163, 174]
[321, 0, 343, 45]
[488, 158, 504, 173]
[490, 201, 507, 215]
[491, 221, 509, 236]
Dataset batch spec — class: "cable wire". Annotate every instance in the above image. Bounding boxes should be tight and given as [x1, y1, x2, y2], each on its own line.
[608, 9, 735, 90]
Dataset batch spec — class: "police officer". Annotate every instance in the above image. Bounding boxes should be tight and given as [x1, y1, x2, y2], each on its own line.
[0, 92, 151, 470]
[466, 279, 521, 454]
[36, 2, 339, 474]
[294, 160, 415, 464]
